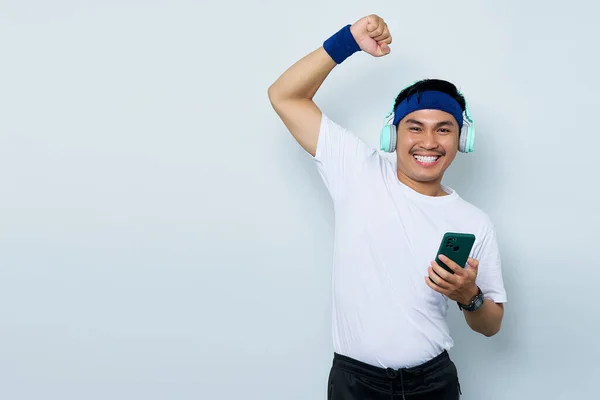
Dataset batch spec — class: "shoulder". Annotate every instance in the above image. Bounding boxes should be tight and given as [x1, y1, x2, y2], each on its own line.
[312, 113, 389, 200]
[452, 193, 496, 231]
[316, 112, 385, 166]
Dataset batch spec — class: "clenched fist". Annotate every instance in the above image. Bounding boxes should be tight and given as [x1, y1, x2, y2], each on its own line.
[350, 14, 392, 57]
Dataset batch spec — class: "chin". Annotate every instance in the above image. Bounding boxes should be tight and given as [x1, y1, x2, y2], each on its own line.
[411, 173, 443, 183]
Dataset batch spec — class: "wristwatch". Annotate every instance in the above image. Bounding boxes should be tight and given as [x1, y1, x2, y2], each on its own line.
[458, 286, 484, 312]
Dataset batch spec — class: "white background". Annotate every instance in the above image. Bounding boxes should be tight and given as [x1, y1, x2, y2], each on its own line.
[1, 1, 598, 399]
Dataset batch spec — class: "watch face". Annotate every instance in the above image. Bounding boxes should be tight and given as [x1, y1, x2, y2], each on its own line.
[472, 293, 484, 310]
[459, 288, 484, 311]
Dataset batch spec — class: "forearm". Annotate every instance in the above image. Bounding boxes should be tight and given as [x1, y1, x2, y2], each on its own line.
[463, 298, 504, 337]
[267, 47, 337, 103]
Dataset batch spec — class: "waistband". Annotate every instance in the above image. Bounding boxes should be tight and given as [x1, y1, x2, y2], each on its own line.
[332, 350, 451, 382]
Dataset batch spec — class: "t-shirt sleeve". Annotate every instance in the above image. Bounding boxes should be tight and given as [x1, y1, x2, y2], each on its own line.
[312, 113, 376, 201]
[473, 224, 508, 303]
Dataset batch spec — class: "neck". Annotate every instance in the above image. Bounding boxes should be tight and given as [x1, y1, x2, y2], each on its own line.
[396, 170, 448, 197]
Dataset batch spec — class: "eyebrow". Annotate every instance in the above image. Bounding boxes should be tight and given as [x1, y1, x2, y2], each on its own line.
[405, 119, 456, 128]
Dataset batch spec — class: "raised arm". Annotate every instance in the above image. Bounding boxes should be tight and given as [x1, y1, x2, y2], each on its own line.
[267, 15, 392, 157]
[267, 48, 336, 157]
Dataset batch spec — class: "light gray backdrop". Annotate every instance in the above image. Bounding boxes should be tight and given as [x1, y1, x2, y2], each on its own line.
[1, 1, 598, 399]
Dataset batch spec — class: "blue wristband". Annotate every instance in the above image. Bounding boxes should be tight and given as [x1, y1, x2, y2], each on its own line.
[323, 24, 361, 64]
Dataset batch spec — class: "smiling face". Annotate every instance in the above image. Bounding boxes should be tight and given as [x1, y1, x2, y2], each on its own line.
[395, 109, 460, 195]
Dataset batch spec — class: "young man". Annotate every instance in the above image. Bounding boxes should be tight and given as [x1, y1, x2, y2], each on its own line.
[267, 14, 507, 400]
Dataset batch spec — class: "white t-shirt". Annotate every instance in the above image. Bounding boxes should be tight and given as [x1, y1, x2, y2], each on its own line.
[312, 113, 507, 369]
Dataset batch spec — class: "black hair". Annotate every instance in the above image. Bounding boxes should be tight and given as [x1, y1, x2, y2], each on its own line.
[392, 78, 466, 114]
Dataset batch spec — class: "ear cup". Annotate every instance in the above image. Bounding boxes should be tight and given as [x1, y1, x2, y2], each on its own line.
[459, 97, 475, 153]
[465, 124, 475, 152]
[380, 104, 399, 153]
[458, 114, 475, 153]
[459, 128, 468, 153]
[380, 124, 397, 152]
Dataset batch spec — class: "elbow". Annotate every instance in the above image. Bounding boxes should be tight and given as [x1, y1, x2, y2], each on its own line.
[267, 85, 275, 104]
[267, 84, 282, 106]
[480, 322, 502, 337]
[267, 83, 275, 99]
[467, 316, 502, 337]
[477, 301, 504, 337]
[267, 86, 282, 112]
[268, 85, 290, 115]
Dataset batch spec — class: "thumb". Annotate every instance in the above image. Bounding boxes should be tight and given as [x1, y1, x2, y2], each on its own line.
[377, 43, 390, 56]
[466, 257, 479, 270]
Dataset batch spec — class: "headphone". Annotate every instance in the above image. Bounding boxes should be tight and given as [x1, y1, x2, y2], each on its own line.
[379, 85, 476, 153]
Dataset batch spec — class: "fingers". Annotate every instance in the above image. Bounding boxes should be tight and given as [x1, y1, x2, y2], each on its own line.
[367, 15, 391, 42]
[431, 261, 455, 280]
[376, 29, 391, 56]
[426, 257, 480, 301]
[427, 270, 451, 290]
[369, 24, 385, 39]
[437, 254, 463, 275]
[374, 25, 391, 43]
[428, 262, 454, 288]
[425, 275, 448, 295]
[378, 34, 392, 45]
[366, 15, 383, 33]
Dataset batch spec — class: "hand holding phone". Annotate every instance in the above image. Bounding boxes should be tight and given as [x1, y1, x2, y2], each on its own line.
[427, 232, 481, 306]
[435, 232, 476, 274]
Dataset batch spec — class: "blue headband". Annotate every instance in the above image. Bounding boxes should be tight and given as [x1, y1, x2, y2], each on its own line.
[392, 90, 464, 129]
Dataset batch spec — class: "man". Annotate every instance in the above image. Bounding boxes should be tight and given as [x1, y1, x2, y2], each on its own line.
[267, 14, 507, 400]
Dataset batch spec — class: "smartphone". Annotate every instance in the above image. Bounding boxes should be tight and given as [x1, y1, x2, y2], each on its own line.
[435, 232, 476, 274]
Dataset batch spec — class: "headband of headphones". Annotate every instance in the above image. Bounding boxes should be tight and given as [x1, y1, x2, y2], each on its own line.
[391, 90, 464, 129]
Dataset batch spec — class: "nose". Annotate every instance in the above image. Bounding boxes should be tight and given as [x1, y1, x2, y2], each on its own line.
[420, 129, 438, 149]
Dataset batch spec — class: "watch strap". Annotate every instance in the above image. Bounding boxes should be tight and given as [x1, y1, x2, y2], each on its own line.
[458, 286, 484, 312]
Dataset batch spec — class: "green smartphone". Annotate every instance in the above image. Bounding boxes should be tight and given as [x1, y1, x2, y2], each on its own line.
[435, 232, 476, 274]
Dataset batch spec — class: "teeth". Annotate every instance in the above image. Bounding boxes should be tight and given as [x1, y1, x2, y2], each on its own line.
[414, 155, 439, 163]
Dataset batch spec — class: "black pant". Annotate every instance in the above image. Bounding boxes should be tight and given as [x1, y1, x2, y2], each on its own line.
[327, 351, 461, 399]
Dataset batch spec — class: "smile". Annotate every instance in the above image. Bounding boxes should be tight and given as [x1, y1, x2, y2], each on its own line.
[413, 154, 441, 166]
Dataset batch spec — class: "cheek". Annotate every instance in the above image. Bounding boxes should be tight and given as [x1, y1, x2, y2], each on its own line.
[440, 136, 459, 152]
[396, 134, 418, 152]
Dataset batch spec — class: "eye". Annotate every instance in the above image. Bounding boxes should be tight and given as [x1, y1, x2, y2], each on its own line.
[409, 126, 421, 132]
[438, 128, 451, 134]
